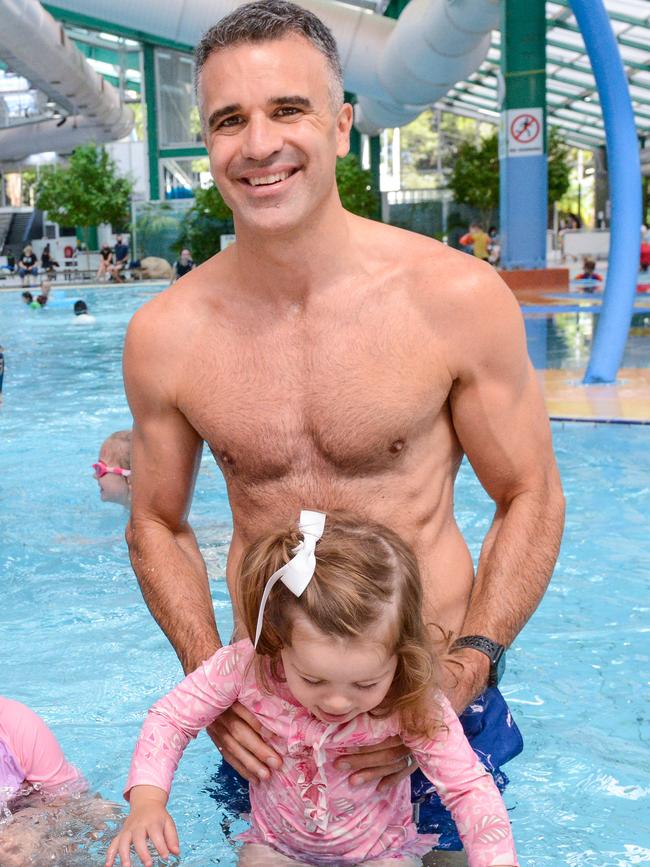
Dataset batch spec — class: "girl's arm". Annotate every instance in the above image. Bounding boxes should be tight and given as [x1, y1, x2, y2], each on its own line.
[125, 642, 252, 798]
[402, 695, 519, 867]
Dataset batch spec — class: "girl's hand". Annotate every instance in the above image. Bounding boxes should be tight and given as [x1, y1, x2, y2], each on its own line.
[104, 786, 179, 867]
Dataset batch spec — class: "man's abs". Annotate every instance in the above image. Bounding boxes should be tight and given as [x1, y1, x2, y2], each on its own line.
[223, 463, 475, 639]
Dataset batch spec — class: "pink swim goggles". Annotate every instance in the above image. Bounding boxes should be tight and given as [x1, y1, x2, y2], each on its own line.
[92, 459, 131, 479]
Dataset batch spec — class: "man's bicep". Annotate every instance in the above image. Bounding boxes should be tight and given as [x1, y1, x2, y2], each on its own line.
[449, 292, 554, 503]
[124, 314, 203, 528]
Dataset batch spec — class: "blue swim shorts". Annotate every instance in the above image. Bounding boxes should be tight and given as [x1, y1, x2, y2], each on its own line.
[207, 687, 522, 852]
[411, 687, 523, 850]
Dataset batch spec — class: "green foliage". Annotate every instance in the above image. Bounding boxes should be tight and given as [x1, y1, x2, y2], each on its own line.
[175, 185, 234, 264]
[447, 133, 499, 222]
[547, 127, 572, 204]
[447, 127, 572, 220]
[336, 154, 378, 218]
[35, 143, 132, 244]
[21, 169, 37, 206]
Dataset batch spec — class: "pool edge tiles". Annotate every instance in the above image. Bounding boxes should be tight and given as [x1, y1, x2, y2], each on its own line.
[539, 368, 650, 423]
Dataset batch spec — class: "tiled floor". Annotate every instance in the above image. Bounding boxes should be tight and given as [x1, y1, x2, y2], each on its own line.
[517, 284, 650, 423]
[538, 367, 650, 423]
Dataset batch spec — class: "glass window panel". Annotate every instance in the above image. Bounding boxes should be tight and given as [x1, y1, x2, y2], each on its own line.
[156, 49, 202, 148]
[161, 156, 211, 199]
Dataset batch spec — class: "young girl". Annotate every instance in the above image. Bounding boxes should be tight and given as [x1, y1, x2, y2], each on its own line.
[1, 696, 119, 866]
[106, 511, 519, 867]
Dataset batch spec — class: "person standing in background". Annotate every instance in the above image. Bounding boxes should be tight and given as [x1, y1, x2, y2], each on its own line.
[459, 224, 491, 262]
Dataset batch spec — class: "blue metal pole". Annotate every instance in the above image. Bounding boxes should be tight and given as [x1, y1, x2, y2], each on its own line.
[570, 0, 642, 384]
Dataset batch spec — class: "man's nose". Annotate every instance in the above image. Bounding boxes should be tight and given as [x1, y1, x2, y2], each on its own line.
[240, 114, 283, 162]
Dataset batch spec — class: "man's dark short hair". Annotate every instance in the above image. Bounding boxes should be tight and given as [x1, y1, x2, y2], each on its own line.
[194, 0, 344, 109]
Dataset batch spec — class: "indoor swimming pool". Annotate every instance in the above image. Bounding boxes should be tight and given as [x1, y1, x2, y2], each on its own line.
[1, 285, 649, 865]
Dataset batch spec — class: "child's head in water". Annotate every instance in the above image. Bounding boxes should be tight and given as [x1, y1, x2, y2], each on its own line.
[94, 429, 132, 506]
[238, 511, 442, 736]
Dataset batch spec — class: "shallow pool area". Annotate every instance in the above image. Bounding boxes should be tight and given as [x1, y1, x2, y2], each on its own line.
[1, 285, 649, 866]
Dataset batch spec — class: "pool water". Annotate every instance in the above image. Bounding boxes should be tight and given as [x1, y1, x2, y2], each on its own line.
[1, 285, 649, 866]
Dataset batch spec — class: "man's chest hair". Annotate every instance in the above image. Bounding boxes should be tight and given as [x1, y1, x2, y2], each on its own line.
[180, 333, 451, 481]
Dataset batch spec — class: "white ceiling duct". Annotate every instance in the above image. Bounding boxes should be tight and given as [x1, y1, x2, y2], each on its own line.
[0, 0, 133, 160]
[354, 0, 499, 132]
[44, 0, 498, 133]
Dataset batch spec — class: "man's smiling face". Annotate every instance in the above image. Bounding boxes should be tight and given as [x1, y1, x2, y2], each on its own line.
[198, 35, 352, 236]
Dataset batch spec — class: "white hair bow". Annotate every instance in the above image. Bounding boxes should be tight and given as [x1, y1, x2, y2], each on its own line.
[253, 510, 326, 648]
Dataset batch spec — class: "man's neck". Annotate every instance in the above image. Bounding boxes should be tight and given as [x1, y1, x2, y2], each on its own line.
[232, 200, 356, 304]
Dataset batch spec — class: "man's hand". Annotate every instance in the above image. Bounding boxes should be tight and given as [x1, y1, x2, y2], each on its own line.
[439, 648, 491, 714]
[208, 702, 283, 782]
[329, 649, 490, 793]
[333, 735, 417, 792]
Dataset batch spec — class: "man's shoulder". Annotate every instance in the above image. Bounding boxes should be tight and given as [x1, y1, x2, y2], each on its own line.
[359, 219, 506, 306]
[128, 255, 227, 339]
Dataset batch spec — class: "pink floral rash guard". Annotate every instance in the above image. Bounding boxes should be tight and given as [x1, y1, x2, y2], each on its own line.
[125, 641, 519, 866]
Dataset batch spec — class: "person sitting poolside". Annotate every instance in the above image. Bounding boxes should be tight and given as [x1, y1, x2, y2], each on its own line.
[73, 299, 96, 325]
[17, 244, 38, 287]
[173, 248, 196, 281]
[108, 237, 129, 283]
[93, 429, 132, 507]
[40, 244, 59, 276]
[96, 243, 114, 281]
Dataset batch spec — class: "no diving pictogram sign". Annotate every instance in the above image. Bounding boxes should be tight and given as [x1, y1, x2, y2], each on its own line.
[504, 107, 544, 157]
[510, 113, 540, 143]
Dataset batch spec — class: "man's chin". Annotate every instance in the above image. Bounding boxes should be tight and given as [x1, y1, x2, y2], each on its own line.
[236, 210, 307, 239]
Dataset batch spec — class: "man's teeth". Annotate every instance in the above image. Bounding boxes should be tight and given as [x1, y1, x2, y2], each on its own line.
[248, 171, 292, 186]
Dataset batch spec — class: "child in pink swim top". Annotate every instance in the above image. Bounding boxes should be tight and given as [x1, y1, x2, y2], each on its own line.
[0, 696, 91, 866]
[0, 696, 84, 804]
[106, 511, 519, 867]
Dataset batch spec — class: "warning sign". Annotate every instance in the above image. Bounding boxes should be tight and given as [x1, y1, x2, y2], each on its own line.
[505, 108, 544, 157]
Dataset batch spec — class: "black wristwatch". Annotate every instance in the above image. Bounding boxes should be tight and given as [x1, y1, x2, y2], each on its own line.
[451, 635, 506, 687]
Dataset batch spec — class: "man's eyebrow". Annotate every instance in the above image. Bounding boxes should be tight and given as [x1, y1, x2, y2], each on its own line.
[206, 103, 242, 129]
[268, 95, 312, 109]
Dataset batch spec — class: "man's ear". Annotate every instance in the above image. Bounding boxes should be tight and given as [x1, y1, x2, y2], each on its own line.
[336, 103, 354, 158]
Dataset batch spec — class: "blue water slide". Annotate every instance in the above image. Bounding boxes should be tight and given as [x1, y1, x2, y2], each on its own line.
[569, 0, 642, 384]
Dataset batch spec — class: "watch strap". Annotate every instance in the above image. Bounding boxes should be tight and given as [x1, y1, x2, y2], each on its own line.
[451, 635, 506, 687]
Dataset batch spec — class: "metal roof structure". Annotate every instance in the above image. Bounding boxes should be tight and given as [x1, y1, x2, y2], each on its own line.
[1, 1, 648, 158]
[437, 0, 650, 154]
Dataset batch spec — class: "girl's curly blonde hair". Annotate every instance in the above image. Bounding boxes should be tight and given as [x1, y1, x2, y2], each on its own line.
[237, 511, 445, 738]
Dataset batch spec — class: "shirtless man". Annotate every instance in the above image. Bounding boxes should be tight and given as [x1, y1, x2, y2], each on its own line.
[123, 0, 564, 857]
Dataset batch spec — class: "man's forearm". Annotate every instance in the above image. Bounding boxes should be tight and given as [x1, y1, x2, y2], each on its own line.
[455, 477, 565, 696]
[126, 516, 221, 673]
